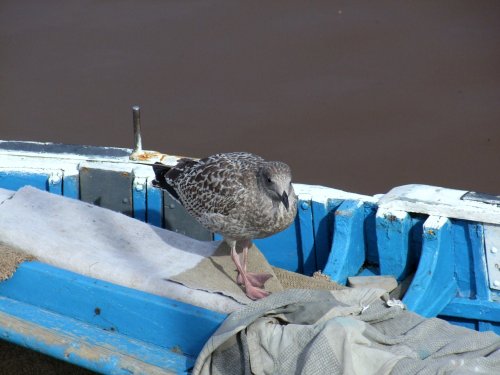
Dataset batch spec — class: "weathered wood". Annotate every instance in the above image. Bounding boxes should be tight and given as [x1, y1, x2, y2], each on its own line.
[146, 176, 163, 227]
[440, 298, 500, 326]
[255, 222, 300, 273]
[297, 194, 316, 276]
[62, 169, 79, 199]
[0, 297, 184, 374]
[132, 176, 147, 222]
[379, 184, 500, 225]
[322, 200, 366, 284]
[0, 262, 226, 357]
[376, 208, 412, 280]
[0, 168, 53, 191]
[311, 198, 343, 272]
[403, 216, 457, 317]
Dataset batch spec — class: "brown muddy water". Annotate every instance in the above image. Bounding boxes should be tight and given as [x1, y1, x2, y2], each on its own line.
[1, 1, 500, 196]
[0, 1, 500, 372]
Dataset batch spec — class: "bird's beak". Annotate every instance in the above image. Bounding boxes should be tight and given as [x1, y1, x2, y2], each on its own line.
[281, 191, 289, 210]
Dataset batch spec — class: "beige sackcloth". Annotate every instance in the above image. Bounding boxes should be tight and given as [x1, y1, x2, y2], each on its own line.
[169, 241, 345, 304]
[1, 240, 344, 304]
[0, 243, 36, 282]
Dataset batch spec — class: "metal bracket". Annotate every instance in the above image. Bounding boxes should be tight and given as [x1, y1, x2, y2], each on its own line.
[484, 224, 500, 290]
[462, 191, 500, 206]
[79, 165, 133, 216]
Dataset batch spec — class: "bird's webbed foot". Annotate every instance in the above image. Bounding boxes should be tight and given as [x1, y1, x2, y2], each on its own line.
[244, 283, 271, 300]
[237, 272, 273, 288]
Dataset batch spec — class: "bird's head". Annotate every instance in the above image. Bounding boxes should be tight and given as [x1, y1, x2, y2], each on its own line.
[258, 161, 296, 211]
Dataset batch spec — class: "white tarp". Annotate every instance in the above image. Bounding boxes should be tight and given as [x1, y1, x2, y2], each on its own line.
[0, 186, 242, 313]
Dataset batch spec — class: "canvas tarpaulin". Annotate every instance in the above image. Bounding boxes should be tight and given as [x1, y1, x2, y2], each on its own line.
[194, 289, 500, 375]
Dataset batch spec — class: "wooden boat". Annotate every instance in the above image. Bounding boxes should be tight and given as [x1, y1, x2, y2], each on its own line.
[1, 115, 499, 373]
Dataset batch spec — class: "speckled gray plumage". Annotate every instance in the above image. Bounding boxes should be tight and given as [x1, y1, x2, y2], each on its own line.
[153, 152, 297, 241]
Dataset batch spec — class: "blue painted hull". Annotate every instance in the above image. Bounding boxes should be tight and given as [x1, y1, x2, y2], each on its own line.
[0, 262, 224, 374]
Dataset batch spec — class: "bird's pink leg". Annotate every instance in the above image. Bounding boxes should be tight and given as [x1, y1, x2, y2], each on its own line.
[236, 240, 273, 289]
[230, 242, 270, 300]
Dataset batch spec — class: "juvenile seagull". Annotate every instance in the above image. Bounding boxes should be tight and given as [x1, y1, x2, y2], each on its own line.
[152, 152, 297, 300]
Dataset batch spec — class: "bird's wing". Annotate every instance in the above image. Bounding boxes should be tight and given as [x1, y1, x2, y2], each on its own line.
[164, 158, 198, 185]
[177, 154, 260, 216]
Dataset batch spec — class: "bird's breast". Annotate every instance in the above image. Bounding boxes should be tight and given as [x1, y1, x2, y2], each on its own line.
[238, 195, 297, 239]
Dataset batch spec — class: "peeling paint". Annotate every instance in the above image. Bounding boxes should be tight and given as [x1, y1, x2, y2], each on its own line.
[334, 210, 352, 217]
[128, 150, 194, 168]
[170, 345, 183, 354]
[0, 310, 177, 374]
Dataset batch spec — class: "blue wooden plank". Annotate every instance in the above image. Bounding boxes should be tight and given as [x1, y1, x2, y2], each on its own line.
[376, 208, 412, 280]
[0, 262, 226, 357]
[255, 220, 301, 272]
[440, 298, 500, 325]
[322, 200, 366, 284]
[363, 202, 379, 266]
[0, 170, 49, 191]
[311, 198, 343, 272]
[297, 197, 316, 276]
[469, 223, 490, 300]
[451, 220, 489, 300]
[451, 220, 474, 298]
[0, 297, 190, 374]
[403, 216, 457, 317]
[478, 321, 499, 333]
[147, 180, 163, 227]
[62, 172, 80, 199]
[133, 177, 147, 222]
[409, 215, 425, 266]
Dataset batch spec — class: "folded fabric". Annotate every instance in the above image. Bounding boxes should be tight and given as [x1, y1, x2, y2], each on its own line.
[194, 289, 500, 375]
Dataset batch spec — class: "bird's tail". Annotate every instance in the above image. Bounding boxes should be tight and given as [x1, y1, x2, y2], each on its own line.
[152, 159, 197, 201]
[152, 162, 180, 200]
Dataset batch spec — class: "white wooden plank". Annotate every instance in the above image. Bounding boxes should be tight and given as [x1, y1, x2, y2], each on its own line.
[378, 184, 500, 225]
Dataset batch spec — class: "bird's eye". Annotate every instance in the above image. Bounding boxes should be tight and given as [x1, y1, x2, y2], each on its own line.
[267, 177, 272, 183]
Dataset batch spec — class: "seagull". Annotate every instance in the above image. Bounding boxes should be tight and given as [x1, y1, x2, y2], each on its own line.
[152, 152, 297, 300]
